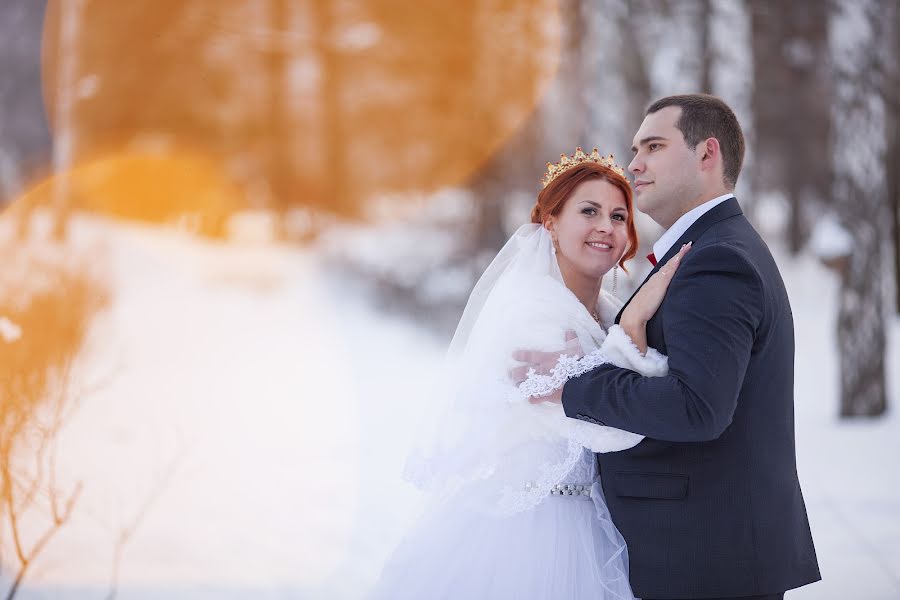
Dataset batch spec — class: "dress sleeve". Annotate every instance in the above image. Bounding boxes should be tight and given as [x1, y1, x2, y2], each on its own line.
[510, 326, 669, 453]
[599, 324, 669, 377]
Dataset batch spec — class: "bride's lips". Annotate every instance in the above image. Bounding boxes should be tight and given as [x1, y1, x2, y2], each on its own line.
[585, 241, 613, 252]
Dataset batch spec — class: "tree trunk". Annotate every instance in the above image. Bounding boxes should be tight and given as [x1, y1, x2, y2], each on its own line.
[312, 0, 348, 218]
[268, 0, 289, 239]
[466, 0, 507, 254]
[50, 0, 86, 242]
[889, 6, 900, 315]
[0, 149, 22, 207]
[889, 98, 900, 315]
[831, 0, 891, 417]
[747, 0, 831, 254]
[619, 2, 652, 123]
[697, 0, 713, 94]
[0, 0, 53, 239]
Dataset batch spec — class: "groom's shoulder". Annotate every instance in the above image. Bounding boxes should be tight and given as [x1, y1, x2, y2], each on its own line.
[706, 211, 773, 258]
[681, 237, 759, 282]
[681, 226, 770, 290]
[698, 217, 788, 301]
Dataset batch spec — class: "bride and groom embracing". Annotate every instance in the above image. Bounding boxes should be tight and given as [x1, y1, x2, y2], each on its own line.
[370, 94, 820, 600]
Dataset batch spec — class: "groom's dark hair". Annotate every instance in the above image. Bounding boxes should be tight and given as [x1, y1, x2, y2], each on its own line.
[647, 94, 745, 189]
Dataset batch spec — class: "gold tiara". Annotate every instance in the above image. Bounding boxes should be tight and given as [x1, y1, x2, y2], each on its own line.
[541, 147, 625, 188]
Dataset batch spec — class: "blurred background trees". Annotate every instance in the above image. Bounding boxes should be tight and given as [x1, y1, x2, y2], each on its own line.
[747, 0, 831, 255]
[0, 0, 51, 208]
[0, 1, 897, 431]
[27, 0, 559, 239]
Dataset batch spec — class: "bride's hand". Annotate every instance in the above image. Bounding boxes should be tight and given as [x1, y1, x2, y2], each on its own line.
[620, 242, 691, 352]
[510, 330, 582, 404]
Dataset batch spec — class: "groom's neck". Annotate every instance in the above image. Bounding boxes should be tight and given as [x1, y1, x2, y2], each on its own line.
[662, 186, 733, 229]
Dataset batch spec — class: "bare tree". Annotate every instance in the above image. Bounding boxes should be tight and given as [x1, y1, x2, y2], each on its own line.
[747, 0, 832, 254]
[105, 448, 185, 600]
[0, 250, 109, 597]
[829, 0, 894, 417]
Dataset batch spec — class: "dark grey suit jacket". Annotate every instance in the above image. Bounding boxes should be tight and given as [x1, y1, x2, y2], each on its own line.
[562, 198, 820, 599]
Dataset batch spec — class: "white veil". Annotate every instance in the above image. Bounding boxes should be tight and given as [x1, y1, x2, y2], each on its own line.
[403, 224, 658, 516]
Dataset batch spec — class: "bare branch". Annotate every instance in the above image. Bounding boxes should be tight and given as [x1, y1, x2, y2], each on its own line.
[106, 447, 186, 600]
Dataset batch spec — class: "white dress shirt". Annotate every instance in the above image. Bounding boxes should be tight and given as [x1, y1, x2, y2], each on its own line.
[652, 193, 735, 261]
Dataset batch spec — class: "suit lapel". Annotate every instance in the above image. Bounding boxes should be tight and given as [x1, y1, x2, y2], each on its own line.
[615, 197, 744, 323]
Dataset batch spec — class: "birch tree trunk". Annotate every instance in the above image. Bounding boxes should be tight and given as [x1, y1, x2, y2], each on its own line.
[887, 6, 900, 315]
[50, 0, 86, 241]
[830, 0, 893, 417]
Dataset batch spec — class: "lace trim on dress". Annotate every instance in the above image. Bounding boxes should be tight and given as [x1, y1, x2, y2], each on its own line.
[514, 348, 610, 400]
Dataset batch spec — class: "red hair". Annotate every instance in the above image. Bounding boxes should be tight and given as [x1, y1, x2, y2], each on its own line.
[530, 162, 638, 271]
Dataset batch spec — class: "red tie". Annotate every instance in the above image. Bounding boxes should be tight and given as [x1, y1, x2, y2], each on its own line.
[647, 252, 657, 267]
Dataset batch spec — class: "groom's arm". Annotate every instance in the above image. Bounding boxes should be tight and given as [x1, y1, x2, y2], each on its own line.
[561, 243, 765, 443]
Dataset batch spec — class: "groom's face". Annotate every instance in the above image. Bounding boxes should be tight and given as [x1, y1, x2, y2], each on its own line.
[629, 106, 703, 229]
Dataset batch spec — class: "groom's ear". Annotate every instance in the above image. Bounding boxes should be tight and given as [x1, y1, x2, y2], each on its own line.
[700, 137, 721, 169]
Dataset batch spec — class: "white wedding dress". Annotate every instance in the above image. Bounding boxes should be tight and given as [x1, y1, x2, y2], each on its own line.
[368, 225, 668, 600]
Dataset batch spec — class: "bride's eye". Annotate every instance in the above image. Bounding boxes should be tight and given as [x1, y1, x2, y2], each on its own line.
[612, 213, 627, 222]
[581, 207, 597, 216]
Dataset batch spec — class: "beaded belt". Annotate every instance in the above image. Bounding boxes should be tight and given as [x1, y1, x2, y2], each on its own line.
[525, 482, 592, 498]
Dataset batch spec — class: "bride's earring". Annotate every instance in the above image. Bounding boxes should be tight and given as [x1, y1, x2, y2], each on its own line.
[552, 238, 559, 254]
[612, 265, 618, 295]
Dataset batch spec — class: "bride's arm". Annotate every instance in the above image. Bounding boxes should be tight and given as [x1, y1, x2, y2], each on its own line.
[620, 316, 648, 356]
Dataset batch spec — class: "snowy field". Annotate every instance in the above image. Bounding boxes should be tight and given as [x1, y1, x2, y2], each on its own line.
[2, 215, 898, 599]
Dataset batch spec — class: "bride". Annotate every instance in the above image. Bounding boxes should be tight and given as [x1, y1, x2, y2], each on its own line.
[369, 148, 690, 599]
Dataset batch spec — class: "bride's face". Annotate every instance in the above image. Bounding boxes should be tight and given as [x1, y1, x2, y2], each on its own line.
[547, 178, 629, 281]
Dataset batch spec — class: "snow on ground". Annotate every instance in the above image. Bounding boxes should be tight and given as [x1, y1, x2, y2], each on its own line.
[1, 217, 349, 590]
[2, 215, 898, 599]
[781, 249, 900, 600]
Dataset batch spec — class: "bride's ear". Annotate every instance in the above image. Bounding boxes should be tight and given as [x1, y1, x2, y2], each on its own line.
[544, 218, 561, 253]
[543, 217, 555, 235]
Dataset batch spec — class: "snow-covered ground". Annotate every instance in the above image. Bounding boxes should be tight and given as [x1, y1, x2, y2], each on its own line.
[782, 251, 900, 600]
[2, 215, 898, 599]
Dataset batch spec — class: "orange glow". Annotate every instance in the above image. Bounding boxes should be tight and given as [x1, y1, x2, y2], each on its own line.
[16, 152, 244, 235]
[41, 0, 561, 219]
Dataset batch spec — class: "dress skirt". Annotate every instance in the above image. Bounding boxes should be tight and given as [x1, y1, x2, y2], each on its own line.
[368, 472, 637, 600]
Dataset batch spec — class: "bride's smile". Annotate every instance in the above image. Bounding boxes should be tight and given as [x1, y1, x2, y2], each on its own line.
[586, 240, 614, 251]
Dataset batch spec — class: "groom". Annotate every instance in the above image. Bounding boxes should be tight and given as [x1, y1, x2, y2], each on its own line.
[536, 95, 820, 599]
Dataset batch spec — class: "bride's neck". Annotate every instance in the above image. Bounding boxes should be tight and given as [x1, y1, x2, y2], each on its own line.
[558, 263, 603, 314]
